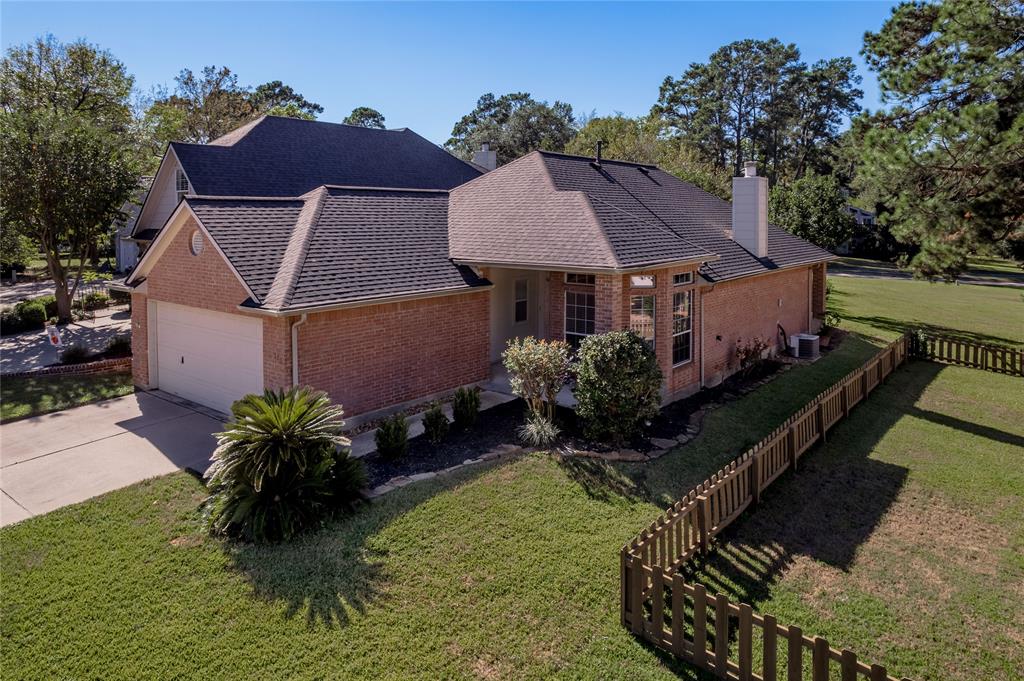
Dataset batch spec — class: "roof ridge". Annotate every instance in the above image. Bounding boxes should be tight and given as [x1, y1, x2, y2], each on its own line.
[450, 150, 545, 194]
[537, 148, 658, 168]
[263, 187, 329, 310]
[321, 184, 449, 194]
[574, 192, 623, 268]
[585, 193, 718, 260]
[187, 194, 306, 202]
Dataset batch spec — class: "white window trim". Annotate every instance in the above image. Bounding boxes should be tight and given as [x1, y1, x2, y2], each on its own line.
[564, 289, 595, 345]
[175, 168, 189, 202]
[630, 274, 656, 289]
[673, 272, 694, 287]
[672, 289, 694, 367]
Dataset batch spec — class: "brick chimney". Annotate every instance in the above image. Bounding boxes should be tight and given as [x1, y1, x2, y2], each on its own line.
[472, 143, 497, 172]
[731, 161, 768, 258]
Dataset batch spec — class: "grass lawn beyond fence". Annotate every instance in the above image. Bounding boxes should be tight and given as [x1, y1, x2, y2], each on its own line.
[0, 273, 1021, 680]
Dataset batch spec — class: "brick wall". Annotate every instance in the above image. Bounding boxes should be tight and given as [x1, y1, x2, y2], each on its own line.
[130, 290, 149, 387]
[702, 265, 813, 386]
[296, 292, 490, 416]
[134, 216, 293, 392]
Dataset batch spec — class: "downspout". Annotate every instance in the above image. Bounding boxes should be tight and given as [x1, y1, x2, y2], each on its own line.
[291, 313, 308, 386]
[699, 289, 706, 388]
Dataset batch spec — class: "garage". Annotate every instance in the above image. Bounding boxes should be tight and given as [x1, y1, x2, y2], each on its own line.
[154, 302, 263, 414]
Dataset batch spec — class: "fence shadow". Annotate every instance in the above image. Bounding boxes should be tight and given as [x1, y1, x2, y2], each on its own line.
[681, 359, 942, 609]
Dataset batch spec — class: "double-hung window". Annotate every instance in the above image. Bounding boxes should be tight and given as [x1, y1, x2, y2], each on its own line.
[564, 290, 595, 349]
[630, 295, 655, 348]
[672, 290, 693, 365]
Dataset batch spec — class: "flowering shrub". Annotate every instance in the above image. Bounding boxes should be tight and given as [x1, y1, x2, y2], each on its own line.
[502, 336, 570, 421]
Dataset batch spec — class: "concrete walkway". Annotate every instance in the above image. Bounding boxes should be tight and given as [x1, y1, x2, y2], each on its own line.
[0, 309, 131, 374]
[0, 278, 116, 306]
[0, 391, 222, 527]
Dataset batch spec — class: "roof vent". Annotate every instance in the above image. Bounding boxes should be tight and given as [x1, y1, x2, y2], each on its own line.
[590, 140, 605, 169]
[638, 166, 650, 175]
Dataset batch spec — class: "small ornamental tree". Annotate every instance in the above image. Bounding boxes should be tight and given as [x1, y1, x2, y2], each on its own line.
[501, 336, 571, 421]
[572, 330, 663, 446]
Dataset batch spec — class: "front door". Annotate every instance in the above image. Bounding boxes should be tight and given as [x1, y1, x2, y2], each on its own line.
[490, 269, 541, 362]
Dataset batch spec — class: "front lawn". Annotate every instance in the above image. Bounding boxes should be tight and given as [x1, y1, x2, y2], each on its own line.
[1, 272, 1020, 679]
[0, 371, 134, 423]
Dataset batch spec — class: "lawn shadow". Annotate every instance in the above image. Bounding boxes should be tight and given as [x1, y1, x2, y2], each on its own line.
[681, 360, 944, 608]
[556, 455, 647, 503]
[221, 458, 505, 630]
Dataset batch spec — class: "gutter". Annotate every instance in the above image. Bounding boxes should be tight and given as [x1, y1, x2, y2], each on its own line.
[239, 283, 494, 318]
[451, 255, 718, 275]
[291, 313, 308, 386]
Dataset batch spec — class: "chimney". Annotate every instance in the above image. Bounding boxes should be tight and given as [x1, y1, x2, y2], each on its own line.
[731, 160, 768, 258]
[472, 142, 497, 171]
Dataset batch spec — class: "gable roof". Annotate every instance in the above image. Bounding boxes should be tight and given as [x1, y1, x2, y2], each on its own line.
[450, 150, 832, 280]
[169, 116, 482, 198]
[170, 187, 487, 313]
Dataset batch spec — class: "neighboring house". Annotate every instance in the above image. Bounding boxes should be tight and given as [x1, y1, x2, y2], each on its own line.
[113, 177, 152, 273]
[835, 205, 877, 256]
[126, 116, 831, 416]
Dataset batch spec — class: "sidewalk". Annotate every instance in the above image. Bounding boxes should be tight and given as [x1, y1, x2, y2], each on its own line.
[1, 309, 130, 374]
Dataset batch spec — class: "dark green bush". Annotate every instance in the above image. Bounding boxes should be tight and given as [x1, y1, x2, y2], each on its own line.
[572, 330, 663, 446]
[36, 295, 57, 319]
[452, 386, 481, 430]
[0, 308, 24, 335]
[60, 344, 93, 364]
[105, 335, 132, 357]
[82, 291, 110, 310]
[205, 387, 360, 543]
[374, 413, 409, 460]
[16, 300, 46, 329]
[422, 402, 449, 444]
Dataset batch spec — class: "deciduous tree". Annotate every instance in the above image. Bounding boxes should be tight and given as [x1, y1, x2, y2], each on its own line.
[446, 92, 575, 165]
[0, 36, 139, 321]
[342, 106, 386, 129]
[769, 174, 856, 250]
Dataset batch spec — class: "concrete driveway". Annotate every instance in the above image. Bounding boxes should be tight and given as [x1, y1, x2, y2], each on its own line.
[0, 392, 223, 527]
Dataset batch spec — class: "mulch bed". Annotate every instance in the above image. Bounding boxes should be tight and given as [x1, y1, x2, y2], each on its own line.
[361, 399, 528, 488]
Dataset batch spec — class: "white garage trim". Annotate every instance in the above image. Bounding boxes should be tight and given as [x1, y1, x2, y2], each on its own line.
[153, 301, 264, 414]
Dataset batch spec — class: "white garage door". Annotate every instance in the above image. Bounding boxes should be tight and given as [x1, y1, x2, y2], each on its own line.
[155, 302, 263, 414]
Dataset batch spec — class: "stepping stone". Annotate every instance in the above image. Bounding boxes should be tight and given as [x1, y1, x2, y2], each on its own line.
[615, 449, 646, 462]
[650, 437, 678, 450]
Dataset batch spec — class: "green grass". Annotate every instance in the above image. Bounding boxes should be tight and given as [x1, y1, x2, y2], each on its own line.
[1, 273, 1020, 680]
[688, 363, 1024, 680]
[0, 372, 134, 423]
[830, 275, 1023, 347]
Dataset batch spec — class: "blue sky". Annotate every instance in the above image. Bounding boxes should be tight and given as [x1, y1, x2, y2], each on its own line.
[1, 1, 898, 144]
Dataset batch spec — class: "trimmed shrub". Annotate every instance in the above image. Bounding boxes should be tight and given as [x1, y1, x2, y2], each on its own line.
[374, 413, 409, 460]
[501, 336, 570, 421]
[517, 414, 561, 448]
[36, 295, 57, 319]
[205, 387, 357, 543]
[422, 402, 449, 444]
[735, 337, 771, 378]
[572, 330, 662, 446]
[452, 386, 481, 430]
[82, 291, 110, 310]
[0, 308, 24, 335]
[17, 300, 46, 329]
[60, 343, 93, 364]
[105, 334, 132, 357]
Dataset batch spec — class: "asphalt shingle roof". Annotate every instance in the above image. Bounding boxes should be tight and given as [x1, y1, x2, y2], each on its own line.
[185, 188, 485, 311]
[450, 150, 832, 280]
[171, 116, 482, 197]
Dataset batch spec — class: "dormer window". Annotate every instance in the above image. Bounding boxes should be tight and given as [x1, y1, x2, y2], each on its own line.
[175, 169, 189, 202]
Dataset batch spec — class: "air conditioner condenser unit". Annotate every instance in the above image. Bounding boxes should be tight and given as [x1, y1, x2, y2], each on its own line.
[790, 333, 820, 359]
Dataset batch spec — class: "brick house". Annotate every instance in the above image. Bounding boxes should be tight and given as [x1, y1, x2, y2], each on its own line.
[126, 116, 831, 416]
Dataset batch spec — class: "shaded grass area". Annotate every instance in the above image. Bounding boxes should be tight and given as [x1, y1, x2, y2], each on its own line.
[2, 273, 1020, 679]
[685, 363, 1024, 681]
[0, 340, 881, 680]
[0, 371, 134, 423]
[829, 275, 1023, 347]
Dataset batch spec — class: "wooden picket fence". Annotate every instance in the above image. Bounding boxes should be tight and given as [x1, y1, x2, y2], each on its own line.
[621, 335, 913, 681]
[908, 331, 1023, 376]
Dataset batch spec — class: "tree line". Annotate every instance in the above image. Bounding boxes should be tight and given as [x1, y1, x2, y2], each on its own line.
[2, 0, 1021, 323]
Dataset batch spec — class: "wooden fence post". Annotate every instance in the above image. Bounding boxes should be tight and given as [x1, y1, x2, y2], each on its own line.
[671, 573, 685, 657]
[750, 453, 761, 505]
[693, 584, 708, 667]
[620, 548, 630, 627]
[788, 425, 798, 472]
[841, 380, 849, 418]
[697, 495, 711, 555]
[739, 603, 753, 681]
[787, 626, 803, 681]
[812, 637, 829, 681]
[763, 614, 778, 681]
[715, 594, 729, 675]
[816, 400, 826, 443]
[630, 554, 644, 635]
